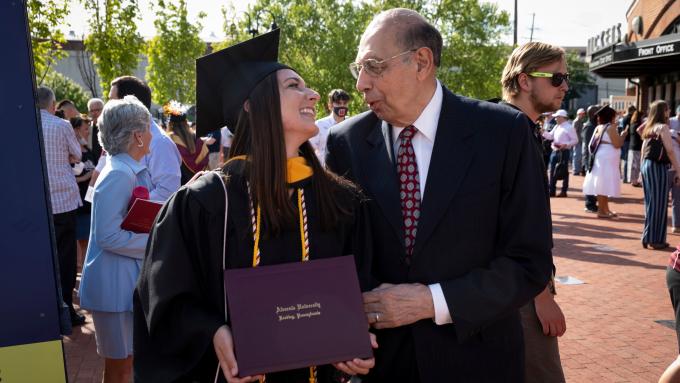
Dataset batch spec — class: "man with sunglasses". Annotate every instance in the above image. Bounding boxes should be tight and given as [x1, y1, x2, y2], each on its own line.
[499, 41, 568, 383]
[326, 8, 552, 382]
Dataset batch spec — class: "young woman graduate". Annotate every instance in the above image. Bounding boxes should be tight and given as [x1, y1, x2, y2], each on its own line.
[133, 29, 376, 383]
[163, 100, 210, 185]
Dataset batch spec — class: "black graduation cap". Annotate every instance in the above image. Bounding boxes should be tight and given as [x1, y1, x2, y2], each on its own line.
[195, 29, 290, 137]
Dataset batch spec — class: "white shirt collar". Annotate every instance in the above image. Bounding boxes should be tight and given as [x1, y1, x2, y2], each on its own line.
[390, 79, 443, 144]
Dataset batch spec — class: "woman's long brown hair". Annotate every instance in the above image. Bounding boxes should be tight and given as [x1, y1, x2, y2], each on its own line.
[229, 72, 354, 237]
[167, 119, 197, 153]
[631, 110, 640, 125]
[642, 100, 669, 139]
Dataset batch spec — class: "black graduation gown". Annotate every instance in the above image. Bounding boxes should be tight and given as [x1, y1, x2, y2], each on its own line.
[133, 161, 372, 383]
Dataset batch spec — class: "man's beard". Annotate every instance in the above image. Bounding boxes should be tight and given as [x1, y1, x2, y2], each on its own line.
[530, 89, 561, 114]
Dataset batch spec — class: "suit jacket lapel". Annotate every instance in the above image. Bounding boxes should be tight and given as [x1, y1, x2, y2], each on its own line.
[361, 118, 404, 248]
[412, 88, 476, 258]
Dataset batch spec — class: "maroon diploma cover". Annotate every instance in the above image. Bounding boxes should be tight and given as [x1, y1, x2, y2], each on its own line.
[224, 255, 373, 377]
[120, 199, 163, 233]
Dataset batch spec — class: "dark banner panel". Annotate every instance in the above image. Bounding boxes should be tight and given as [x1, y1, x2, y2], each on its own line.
[0, 1, 66, 381]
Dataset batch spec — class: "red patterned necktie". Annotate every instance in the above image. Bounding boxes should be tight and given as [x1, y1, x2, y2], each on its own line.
[397, 125, 421, 258]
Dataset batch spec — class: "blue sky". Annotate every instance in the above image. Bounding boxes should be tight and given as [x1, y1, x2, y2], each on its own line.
[487, 0, 632, 46]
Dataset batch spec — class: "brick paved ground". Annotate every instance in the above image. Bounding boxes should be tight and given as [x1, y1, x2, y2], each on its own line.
[553, 175, 677, 383]
[63, 175, 679, 382]
[63, 296, 101, 382]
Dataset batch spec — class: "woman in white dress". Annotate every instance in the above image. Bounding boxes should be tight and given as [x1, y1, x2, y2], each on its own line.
[582, 105, 627, 218]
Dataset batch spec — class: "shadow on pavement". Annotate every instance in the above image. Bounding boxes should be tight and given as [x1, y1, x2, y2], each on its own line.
[553, 237, 667, 270]
[552, 218, 640, 239]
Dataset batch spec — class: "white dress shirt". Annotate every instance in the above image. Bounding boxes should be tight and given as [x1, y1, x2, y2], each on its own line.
[143, 120, 182, 201]
[543, 121, 578, 151]
[220, 126, 233, 149]
[40, 109, 82, 214]
[387, 80, 451, 325]
[312, 114, 340, 165]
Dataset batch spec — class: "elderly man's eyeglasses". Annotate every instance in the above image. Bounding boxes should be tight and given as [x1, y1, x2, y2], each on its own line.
[527, 72, 570, 87]
[349, 49, 418, 79]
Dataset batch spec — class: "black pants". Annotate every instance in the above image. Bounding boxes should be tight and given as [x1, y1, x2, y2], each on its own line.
[585, 195, 597, 211]
[549, 149, 570, 195]
[53, 210, 77, 311]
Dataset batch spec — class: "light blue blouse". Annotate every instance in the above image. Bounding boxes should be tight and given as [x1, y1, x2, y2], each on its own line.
[79, 153, 152, 312]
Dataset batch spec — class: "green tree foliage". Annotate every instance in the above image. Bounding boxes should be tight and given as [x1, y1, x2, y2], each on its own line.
[427, 0, 512, 100]
[82, 0, 144, 97]
[564, 51, 596, 108]
[217, 0, 510, 115]
[28, 0, 69, 85]
[43, 71, 91, 112]
[370, 0, 511, 100]
[146, 0, 206, 105]
[211, 4, 247, 52]
[219, 0, 374, 116]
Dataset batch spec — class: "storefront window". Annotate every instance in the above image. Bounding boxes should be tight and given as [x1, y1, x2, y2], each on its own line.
[662, 16, 680, 35]
[666, 83, 674, 105]
[657, 84, 665, 101]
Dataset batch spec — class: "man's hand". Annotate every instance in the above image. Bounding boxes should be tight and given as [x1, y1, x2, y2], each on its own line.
[213, 325, 263, 383]
[333, 332, 378, 375]
[363, 283, 435, 329]
[534, 287, 566, 337]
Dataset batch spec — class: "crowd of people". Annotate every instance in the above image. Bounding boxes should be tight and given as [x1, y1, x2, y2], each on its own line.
[533, 93, 680, 243]
[527, 91, 680, 381]
[35, 6, 680, 383]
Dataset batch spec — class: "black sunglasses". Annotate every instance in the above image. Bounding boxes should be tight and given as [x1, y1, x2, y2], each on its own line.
[527, 72, 570, 87]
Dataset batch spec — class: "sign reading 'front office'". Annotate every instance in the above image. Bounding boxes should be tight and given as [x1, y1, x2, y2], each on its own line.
[635, 43, 676, 57]
[617, 41, 680, 62]
[589, 40, 680, 70]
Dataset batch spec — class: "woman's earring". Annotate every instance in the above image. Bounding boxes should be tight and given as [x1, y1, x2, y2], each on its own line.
[137, 137, 144, 147]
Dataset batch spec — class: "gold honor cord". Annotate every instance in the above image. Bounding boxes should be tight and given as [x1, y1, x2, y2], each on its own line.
[247, 185, 317, 383]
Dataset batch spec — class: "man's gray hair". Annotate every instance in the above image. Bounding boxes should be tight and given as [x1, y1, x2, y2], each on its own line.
[369, 8, 442, 67]
[87, 98, 104, 110]
[36, 86, 55, 110]
[98, 95, 150, 155]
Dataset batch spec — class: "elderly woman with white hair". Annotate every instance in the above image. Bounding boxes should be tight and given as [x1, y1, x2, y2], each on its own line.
[78, 95, 152, 383]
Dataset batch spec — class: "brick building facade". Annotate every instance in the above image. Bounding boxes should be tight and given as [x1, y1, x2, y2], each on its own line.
[589, 0, 680, 113]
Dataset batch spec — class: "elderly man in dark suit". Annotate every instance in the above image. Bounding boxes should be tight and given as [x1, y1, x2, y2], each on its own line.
[325, 8, 553, 382]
